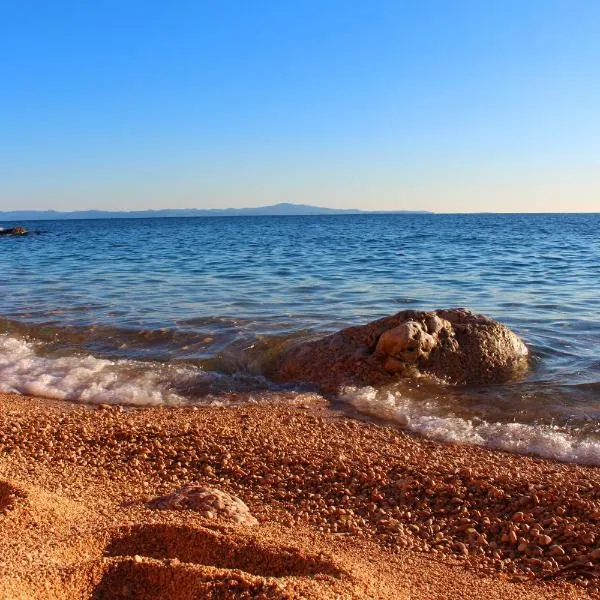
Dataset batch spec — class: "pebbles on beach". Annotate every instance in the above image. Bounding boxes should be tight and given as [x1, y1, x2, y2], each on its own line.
[0, 392, 598, 598]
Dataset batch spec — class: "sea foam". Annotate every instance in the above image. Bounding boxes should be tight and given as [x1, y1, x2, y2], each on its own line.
[0, 334, 192, 405]
[340, 385, 600, 466]
[2, 333, 600, 466]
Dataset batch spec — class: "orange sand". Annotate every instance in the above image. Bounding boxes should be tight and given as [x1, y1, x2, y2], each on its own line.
[0, 391, 598, 599]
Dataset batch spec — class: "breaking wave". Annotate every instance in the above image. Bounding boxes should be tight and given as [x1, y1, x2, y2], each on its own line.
[340, 386, 600, 466]
[0, 334, 194, 405]
[0, 334, 274, 406]
[2, 331, 600, 466]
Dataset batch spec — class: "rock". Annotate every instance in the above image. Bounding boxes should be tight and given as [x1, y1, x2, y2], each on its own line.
[149, 485, 258, 525]
[269, 308, 528, 392]
[537, 534, 552, 546]
[0, 226, 28, 236]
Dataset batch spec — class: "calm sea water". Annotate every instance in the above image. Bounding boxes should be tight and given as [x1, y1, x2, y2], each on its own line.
[1, 214, 599, 463]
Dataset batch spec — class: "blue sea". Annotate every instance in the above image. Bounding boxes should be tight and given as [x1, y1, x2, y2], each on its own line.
[1, 213, 599, 464]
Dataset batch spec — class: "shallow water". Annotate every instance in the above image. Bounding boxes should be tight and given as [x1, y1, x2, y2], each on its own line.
[1, 214, 599, 463]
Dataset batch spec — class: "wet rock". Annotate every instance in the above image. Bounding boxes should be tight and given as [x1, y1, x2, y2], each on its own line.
[269, 308, 529, 392]
[0, 226, 27, 236]
[149, 485, 258, 525]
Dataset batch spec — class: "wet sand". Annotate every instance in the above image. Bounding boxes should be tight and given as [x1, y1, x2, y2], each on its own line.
[0, 391, 598, 599]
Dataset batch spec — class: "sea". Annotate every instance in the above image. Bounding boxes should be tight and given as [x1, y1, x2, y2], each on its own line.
[1, 213, 599, 465]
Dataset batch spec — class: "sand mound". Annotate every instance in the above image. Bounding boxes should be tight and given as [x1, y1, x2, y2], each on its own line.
[34, 557, 300, 600]
[92, 557, 292, 600]
[105, 523, 343, 578]
[17, 522, 351, 600]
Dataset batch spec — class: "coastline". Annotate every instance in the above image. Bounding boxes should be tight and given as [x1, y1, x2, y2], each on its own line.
[0, 391, 598, 599]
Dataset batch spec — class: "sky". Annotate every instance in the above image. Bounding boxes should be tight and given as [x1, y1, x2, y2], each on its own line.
[1, 1, 599, 213]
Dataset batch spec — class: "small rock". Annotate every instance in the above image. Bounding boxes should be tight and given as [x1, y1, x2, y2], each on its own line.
[0, 226, 28, 236]
[150, 485, 258, 526]
[537, 534, 552, 546]
[453, 542, 468, 555]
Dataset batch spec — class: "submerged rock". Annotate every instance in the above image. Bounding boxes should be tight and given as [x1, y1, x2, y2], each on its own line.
[0, 226, 27, 236]
[269, 308, 529, 392]
[150, 485, 258, 525]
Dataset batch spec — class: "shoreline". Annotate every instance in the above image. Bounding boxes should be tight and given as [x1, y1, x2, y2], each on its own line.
[0, 391, 598, 599]
[2, 325, 599, 468]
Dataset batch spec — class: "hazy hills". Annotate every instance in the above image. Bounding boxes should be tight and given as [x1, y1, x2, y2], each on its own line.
[0, 203, 430, 221]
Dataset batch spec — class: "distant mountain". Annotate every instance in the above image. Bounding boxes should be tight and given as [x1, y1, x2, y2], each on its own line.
[0, 203, 431, 221]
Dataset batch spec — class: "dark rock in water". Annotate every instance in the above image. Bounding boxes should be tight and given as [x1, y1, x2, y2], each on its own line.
[0, 226, 28, 236]
[269, 308, 529, 392]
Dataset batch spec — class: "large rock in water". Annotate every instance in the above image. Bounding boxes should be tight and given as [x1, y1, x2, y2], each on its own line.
[269, 309, 529, 392]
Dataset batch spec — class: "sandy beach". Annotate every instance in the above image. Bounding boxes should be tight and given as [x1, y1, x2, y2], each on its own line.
[0, 391, 597, 599]
[3, 0, 599, 596]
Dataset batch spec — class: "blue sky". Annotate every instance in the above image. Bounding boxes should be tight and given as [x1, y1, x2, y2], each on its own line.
[1, 1, 599, 212]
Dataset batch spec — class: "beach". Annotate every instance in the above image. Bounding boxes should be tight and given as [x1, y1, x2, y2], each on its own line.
[3, 0, 600, 596]
[2, 214, 600, 465]
[0, 391, 597, 599]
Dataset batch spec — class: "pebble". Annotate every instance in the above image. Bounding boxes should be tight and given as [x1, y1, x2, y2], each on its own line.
[0, 397, 599, 592]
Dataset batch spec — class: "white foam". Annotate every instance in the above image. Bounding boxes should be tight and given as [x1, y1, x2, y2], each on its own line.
[0, 334, 191, 405]
[340, 385, 600, 466]
[3, 333, 599, 465]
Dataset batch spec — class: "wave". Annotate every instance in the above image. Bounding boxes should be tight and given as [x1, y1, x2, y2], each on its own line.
[0, 317, 246, 361]
[2, 332, 600, 466]
[0, 334, 275, 406]
[0, 334, 196, 405]
[340, 386, 600, 466]
[0, 316, 308, 373]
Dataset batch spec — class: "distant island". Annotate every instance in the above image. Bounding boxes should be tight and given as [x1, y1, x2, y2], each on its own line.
[0, 203, 431, 221]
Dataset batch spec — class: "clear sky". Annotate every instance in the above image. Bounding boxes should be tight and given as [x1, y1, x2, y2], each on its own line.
[1, 1, 599, 213]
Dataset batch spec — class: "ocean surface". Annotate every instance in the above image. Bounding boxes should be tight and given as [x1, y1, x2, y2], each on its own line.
[1, 214, 599, 464]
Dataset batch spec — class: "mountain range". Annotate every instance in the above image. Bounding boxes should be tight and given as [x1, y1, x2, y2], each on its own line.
[0, 203, 430, 221]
